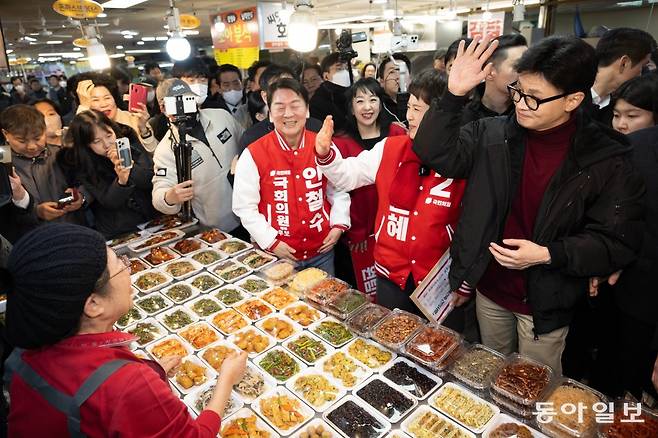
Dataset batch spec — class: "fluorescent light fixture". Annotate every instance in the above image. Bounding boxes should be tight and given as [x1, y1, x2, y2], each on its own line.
[137, 41, 144, 45]
[124, 35, 133, 39]
[38, 52, 84, 58]
[156, 36, 168, 41]
[159, 62, 174, 68]
[141, 36, 155, 41]
[69, 60, 77, 64]
[98, 13, 107, 18]
[318, 44, 330, 49]
[46, 40, 63, 44]
[73, 47, 81, 51]
[109, 53, 126, 58]
[183, 30, 199, 36]
[115, 45, 124, 49]
[6, 49, 13, 54]
[373, 0, 386, 3]
[101, 0, 148, 9]
[125, 49, 162, 54]
[23, 36, 37, 42]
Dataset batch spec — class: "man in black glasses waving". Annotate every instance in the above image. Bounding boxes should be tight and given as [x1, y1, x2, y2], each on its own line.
[413, 35, 645, 374]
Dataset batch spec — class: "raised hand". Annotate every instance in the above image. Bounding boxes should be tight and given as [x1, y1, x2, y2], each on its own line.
[315, 115, 334, 157]
[448, 36, 499, 96]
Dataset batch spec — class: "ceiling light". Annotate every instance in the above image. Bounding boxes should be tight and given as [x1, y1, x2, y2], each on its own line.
[513, 0, 525, 21]
[46, 40, 63, 45]
[87, 38, 110, 70]
[38, 52, 84, 58]
[101, 0, 148, 9]
[383, 8, 396, 20]
[124, 34, 133, 39]
[23, 36, 37, 42]
[6, 49, 13, 54]
[73, 47, 81, 51]
[98, 13, 107, 18]
[116, 45, 124, 49]
[183, 30, 199, 36]
[70, 60, 77, 64]
[142, 36, 155, 41]
[109, 53, 126, 58]
[214, 17, 226, 33]
[373, 0, 386, 3]
[165, 4, 191, 60]
[156, 36, 168, 41]
[482, 1, 493, 20]
[288, 0, 318, 53]
[125, 49, 162, 54]
[137, 41, 144, 45]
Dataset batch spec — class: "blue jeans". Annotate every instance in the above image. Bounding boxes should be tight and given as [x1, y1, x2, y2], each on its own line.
[296, 250, 335, 276]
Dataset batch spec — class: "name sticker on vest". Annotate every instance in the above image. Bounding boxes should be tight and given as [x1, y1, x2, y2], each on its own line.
[386, 206, 410, 242]
[155, 167, 167, 177]
[191, 149, 204, 169]
[272, 170, 291, 237]
[217, 128, 232, 144]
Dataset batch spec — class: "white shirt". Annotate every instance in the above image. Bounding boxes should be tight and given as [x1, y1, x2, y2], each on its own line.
[591, 87, 611, 109]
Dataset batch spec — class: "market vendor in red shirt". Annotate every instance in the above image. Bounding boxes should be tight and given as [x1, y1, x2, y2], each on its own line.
[1, 223, 247, 437]
[315, 70, 468, 316]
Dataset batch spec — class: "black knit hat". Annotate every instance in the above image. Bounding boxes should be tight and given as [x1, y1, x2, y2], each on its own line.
[1, 223, 108, 349]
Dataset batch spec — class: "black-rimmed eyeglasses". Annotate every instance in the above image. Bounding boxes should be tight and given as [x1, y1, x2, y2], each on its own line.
[507, 81, 571, 111]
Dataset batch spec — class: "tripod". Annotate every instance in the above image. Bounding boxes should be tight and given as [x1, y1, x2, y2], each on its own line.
[172, 115, 195, 222]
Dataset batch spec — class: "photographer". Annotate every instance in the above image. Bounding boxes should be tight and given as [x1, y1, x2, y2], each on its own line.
[377, 53, 412, 124]
[58, 110, 156, 238]
[309, 53, 351, 133]
[152, 79, 244, 234]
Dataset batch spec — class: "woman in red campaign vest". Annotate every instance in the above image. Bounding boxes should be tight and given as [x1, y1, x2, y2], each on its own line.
[233, 78, 351, 275]
[2, 223, 247, 437]
[332, 78, 407, 294]
[315, 71, 470, 316]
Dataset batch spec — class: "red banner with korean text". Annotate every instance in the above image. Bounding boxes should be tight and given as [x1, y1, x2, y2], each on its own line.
[351, 236, 377, 303]
[467, 12, 505, 39]
[209, 7, 260, 69]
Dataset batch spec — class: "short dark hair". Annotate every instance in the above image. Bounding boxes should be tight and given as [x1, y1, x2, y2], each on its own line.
[32, 98, 62, 115]
[596, 28, 656, 67]
[29, 78, 40, 85]
[377, 54, 411, 79]
[48, 74, 60, 80]
[515, 36, 597, 94]
[320, 53, 343, 75]
[144, 62, 160, 75]
[445, 38, 473, 64]
[247, 60, 272, 81]
[217, 64, 242, 82]
[304, 64, 322, 77]
[613, 73, 658, 118]
[433, 49, 447, 61]
[344, 78, 393, 138]
[10, 76, 23, 85]
[360, 62, 376, 77]
[0, 104, 46, 138]
[172, 57, 210, 79]
[408, 70, 447, 105]
[87, 73, 120, 103]
[489, 34, 527, 65]
[266, 78, 309, 108]
[259, 64, 295, 92]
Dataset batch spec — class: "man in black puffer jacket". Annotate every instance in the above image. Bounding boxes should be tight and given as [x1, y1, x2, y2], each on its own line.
[413, 35, 645, 374]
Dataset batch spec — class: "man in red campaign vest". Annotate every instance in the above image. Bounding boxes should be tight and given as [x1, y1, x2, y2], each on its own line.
[315, 70, 470, 316]
[233, 78, 350, 275]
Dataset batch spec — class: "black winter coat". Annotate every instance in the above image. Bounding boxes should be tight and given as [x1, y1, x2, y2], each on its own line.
[413, 91, 646, 335]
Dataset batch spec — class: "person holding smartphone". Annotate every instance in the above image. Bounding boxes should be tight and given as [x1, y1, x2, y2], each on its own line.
[58, 110, 157, 238]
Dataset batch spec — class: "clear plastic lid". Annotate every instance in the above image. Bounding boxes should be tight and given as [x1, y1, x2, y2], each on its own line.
[400, 404, 475, 438]
[537, 378, 606, 438]
[235, 248, 277, 271]
[598, 399, 658, 437]
[489, 389, 536, 419]
[481, 413, 546, 438]
[304, 277, 351, 307]
[344, 337, 397, 371]
[354, 375, 418, 423]
[381, 357, 442, 401]
[323, 394, 392, 438]
[430, 382, 499, 434]
[168, 237, 207, 256]
[326, 289, 368, 320]
[490, 353, 554, 407]
[290, 267, 329, 293]
[371, 309, 425, 351]
[403, 324, 461, 367]
[346, 303, 391, 338]
[284, 332, 335, 366]
[450, 343, 506, 391]
[310, 317, 355, 348]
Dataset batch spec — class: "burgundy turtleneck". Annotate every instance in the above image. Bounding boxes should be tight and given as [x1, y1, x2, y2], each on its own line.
[478, 115, 578, 314]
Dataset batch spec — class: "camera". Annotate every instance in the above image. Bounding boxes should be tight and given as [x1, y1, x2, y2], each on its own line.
[336, 30, 359, 64]
[164, 95, 197, 117]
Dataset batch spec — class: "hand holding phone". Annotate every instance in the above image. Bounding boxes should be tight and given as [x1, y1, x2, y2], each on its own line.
[115, 137, 133, 169]
[128, 83, 149, 113]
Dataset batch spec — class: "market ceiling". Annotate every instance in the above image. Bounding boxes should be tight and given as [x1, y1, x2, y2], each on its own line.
[0, 0, 650, 62]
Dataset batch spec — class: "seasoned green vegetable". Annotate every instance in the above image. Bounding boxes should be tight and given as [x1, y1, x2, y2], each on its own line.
[313, 321, 353, 346]
[258, 350, 299, 381]
[286, 335, 328, 363]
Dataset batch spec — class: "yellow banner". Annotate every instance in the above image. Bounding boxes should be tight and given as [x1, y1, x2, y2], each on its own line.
[52, 0, 103, 19]
[213, 47, 259, 70]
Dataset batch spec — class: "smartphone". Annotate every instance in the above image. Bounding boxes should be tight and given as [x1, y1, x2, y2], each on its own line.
[128, 83, 149, 112]
[115, 137, 133, 169]
[56, 188, 80, 209]
[0, 145, 11, 174]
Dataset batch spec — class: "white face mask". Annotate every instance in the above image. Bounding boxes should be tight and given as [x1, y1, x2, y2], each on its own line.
[222, 89, 243, 106]
[330, 69, 351, 88]
[147, 90, 156, 103]
[188, 83, 208, 105]
[14, 84, 25, 93]
[45, 114, 62, 137]
[59, 81, 67, 88]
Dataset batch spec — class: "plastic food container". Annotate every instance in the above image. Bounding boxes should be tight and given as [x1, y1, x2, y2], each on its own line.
[371, 310, 425, 352]
[305, 277, 350, 308]
[255, 346, 303, 383]
[344, 337, 396, 371]
[226, 326, 276, 358]
[450, 343, 505, 391]
[128, 257, 150, 275]
[162, 282, 200, 304]
[489, 388, 537, 419]
[385, 431, 413, 438]
[169, 355, 218, 395]
[160, 258, 204, 280]
[194, 228, 232, 245]
[381, 357, 442, 401]
[400, 405, 475, 438]
[285, 367, 346, 412]
[208, 308, 249, 335]
[235, 249, 277, 271]
[430, 341, 465, 377]
[116, 306, 145, 329]
[282, 302, 326, 327]
[482, 413, 547, 438]
[346, 303, 391, 338]
[354, 375, 418, 423]
[598, 399, 658, 438]
[317, 350, 373, 389]
[403, 325, 461, 368]
[139, 246, 181, 267]
[235, 275, 274, 295]
[135, 291, 174, 316]
[210, 259, 253, 284]
[290, 418, 341, 438]
[310, 317, 355, 348]
[490, 353, 554, 407]
[168, 238, 207, 256]
[323, 394, 391, 438]
[156, 305, 199, 332]
[187, 248, 228, 266]
[185, 383, 242, 417]
[184, 295, 224, 319]
[537, 378, 606, 438]
[216, 238, 253, 256]
[285, 332, 335, 366]
[261, 287, 299, 310]
[132, 270, 174, 295]
[261, 260, 297, 285]
[256, 314, 303, 341]
[198, 340, 240, 372]
[187, 272, 224, 293]
[326, 289, 368, 320]
[129, 229, 185, 252]
[430, 382, 500, 434]
[290, 268, 329, 294]
[213, 285, 248, 307]
[252, 386, 314, 436]
[177, 322, 221, 350]
[125, 317, 167, 347]
[107, 231, 146, 250]
[219, 408, 278, 436]
[232, 363, 276, 403]
[147, 334, 192, 360]
[138, 215, 197, 233]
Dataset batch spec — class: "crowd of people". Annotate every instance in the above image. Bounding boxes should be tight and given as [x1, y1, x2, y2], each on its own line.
[0, 26, 657, 435]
